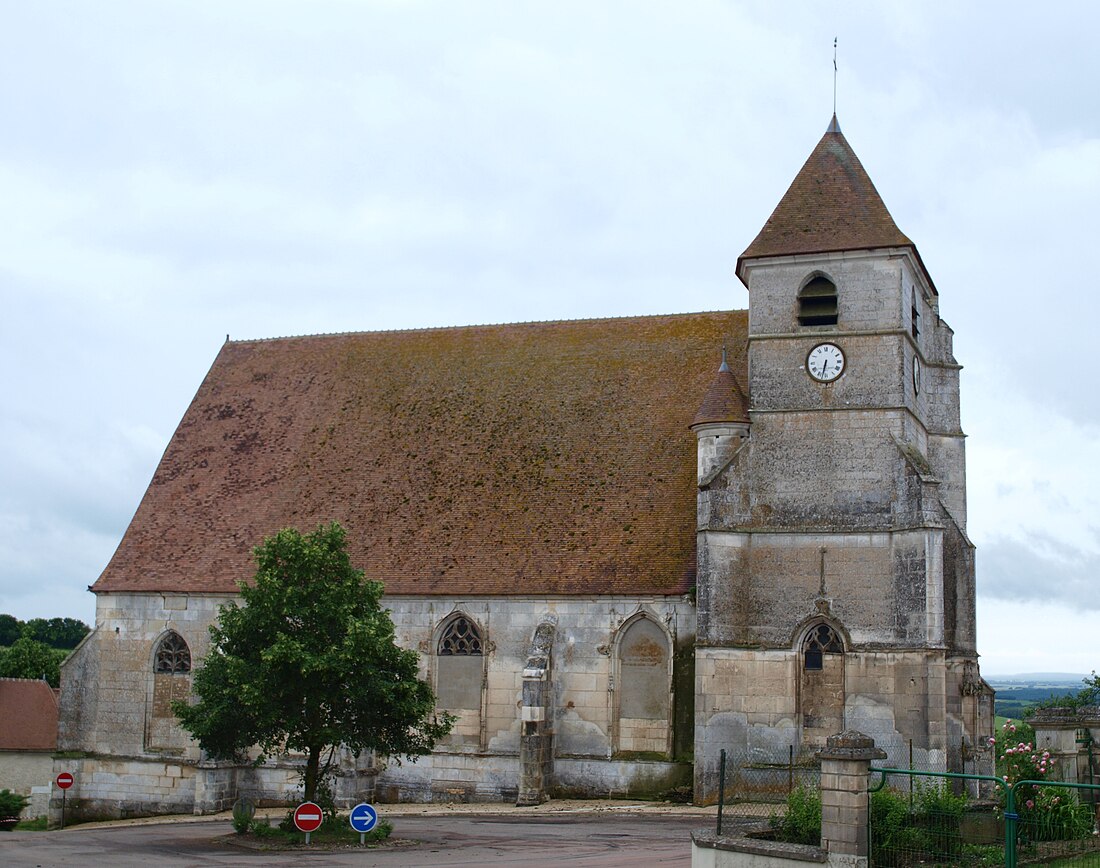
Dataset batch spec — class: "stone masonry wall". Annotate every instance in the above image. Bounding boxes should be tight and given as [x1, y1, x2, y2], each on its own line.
[698, 529, 944, 648]
[58, 591, 695, 816]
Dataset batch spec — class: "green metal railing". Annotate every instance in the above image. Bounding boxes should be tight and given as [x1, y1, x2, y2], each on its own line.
[871, 767, 1100, 867]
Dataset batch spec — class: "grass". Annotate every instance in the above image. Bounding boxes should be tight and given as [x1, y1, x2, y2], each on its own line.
[14, 816, 48, 831]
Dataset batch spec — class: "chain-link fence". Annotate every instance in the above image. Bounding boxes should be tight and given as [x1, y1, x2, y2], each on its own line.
[715, 744, 821, 821]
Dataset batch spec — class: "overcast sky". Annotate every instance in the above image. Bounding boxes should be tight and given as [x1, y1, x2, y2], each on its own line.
[2, 2, 1097, 677]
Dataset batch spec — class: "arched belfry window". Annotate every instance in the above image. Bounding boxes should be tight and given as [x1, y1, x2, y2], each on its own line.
[439, 616, 483, 656]
[798, 276, 838, 326]
[802, 623, 843, 671]
[154, 631, 191, 674]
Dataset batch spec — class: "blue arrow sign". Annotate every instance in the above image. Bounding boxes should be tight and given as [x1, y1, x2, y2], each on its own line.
[349, 802, 378, 833]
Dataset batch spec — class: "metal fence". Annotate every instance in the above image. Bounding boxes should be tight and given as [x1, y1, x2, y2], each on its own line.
[715, 744, 821, 832]
[869, 768, 1100, 867]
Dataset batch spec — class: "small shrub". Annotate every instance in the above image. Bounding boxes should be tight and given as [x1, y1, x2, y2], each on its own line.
[1022, 789, 1094, 842]
[0, 789, 30, 821]
[231, 798, 255, 834]
[769, 786, 821, 845]
[871, 787, 912, 867]
[912, 782, 966, 860]
[248, 816, 279, 837]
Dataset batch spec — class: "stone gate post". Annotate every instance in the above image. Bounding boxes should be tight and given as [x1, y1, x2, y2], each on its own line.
[816, 730, 886, 862]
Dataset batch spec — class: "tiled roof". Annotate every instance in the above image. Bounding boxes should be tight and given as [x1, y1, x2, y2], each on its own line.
[0, 678, 58, 751]
[692, 353, 749, 426]
[93, 311, 747, 597]
[737, 115, 925, 285]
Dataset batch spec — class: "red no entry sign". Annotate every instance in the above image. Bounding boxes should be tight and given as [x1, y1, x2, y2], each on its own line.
[293, 801, 323, 833]
[56, 772, 74, 789]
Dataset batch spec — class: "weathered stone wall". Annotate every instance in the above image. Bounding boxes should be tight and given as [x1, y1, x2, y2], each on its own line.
[57, 591, 695, 817]
[58, 593, 231, 761]
[698, 530, 944, 648]
[0, 751, 53, 802]
[693, 647, 953, 802]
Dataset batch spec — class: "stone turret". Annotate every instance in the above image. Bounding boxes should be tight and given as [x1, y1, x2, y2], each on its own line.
[690, 350, 749, 484]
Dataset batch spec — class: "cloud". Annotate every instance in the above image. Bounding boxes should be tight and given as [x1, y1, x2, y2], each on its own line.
[978, 534, 1100, 611]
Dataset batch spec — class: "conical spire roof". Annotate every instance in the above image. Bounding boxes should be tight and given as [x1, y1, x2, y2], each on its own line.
[692, 350, 749, 426]
[737, 115, 919, 282]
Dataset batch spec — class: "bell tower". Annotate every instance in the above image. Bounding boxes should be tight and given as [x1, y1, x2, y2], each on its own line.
[692, 115, 989, 803]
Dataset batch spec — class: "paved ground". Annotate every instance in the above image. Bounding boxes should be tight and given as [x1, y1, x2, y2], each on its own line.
[0, 801, 740, 867]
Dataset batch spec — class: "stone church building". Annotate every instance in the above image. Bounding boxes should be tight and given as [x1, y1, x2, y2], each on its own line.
[56, 116, 993, 819]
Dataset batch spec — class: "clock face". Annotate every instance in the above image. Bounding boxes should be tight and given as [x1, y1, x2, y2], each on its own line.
[807, 343, 845, 382]
[912, 357, 921, 394]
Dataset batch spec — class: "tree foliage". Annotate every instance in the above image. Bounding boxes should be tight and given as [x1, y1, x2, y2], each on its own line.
[0, 614, 21, 646]
[0, 637, 67, 686]
[21, 617, 91, 649]
[0, 614, 90, 650]
[173, 523, 453, 802]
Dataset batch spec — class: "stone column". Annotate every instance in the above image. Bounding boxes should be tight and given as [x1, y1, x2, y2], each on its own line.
[516, 618, 556, 806]
[817, 730, 886, 860]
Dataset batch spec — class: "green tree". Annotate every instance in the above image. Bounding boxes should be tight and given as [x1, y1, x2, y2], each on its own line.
[0, 614, 21, 646]
[21, 617, 90, 649]
[0, 637, 67, 686]
[173, 523, 453, 803]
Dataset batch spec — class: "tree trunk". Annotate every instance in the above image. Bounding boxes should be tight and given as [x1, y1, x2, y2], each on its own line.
[304, 745, 321, 804]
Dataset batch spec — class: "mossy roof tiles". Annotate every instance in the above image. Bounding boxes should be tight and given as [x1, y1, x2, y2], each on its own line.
[93, 310, 747, 597]
[737, 116, 931, 290]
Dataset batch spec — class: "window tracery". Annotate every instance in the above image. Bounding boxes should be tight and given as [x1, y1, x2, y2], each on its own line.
[154, 631, 191, 674]
[438, 616, 483, 656]
[802, 623, 842, 671]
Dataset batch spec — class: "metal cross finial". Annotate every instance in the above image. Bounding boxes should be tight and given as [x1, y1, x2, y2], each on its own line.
[833, 38, 838, 116]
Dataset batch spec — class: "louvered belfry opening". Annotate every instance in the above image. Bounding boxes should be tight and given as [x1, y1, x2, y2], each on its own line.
[798, 276, 838, 326]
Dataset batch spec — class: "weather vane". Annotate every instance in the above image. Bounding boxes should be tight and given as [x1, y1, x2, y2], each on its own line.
[833, 37, 838, 116]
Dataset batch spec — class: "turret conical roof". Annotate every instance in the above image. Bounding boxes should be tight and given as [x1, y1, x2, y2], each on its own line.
[692, 351, 749, 427]
[737, 116, 924, 286]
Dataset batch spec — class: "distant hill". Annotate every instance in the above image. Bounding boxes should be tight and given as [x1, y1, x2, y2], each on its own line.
[985, 673, 1090, 686]
[986, 674, 1091, 720]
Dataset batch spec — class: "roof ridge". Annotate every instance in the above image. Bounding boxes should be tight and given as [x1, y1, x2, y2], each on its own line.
[226, 309, 746, 345]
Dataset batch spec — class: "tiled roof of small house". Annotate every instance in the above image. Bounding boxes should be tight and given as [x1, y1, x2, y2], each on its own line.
[93, 310, 747, 597]
[737, 116, 934, 292]
[692, 351, 749, 426]
[0, 678, 58, 751]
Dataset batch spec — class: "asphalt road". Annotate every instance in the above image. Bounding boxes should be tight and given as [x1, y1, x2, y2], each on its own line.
[0, 812, 718, 867]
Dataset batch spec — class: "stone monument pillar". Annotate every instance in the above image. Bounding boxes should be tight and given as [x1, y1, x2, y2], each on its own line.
[817, 730, 886, 861]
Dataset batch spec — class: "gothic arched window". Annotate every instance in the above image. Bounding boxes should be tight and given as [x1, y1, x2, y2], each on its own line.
[435, 615, 486, 747]
[802, 623, 843, 671]
[438, 617, 483, 656]
[154, 631, 191, 674]
[798, 275, 838, 326]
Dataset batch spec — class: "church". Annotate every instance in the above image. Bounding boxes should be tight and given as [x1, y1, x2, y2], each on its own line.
[55, 115, 994, 819]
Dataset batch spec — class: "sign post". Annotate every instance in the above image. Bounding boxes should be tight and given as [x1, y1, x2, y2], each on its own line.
[349, 802, 379, 845]
[55, 772, 74, 830]
[293, 801, 323, 844]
